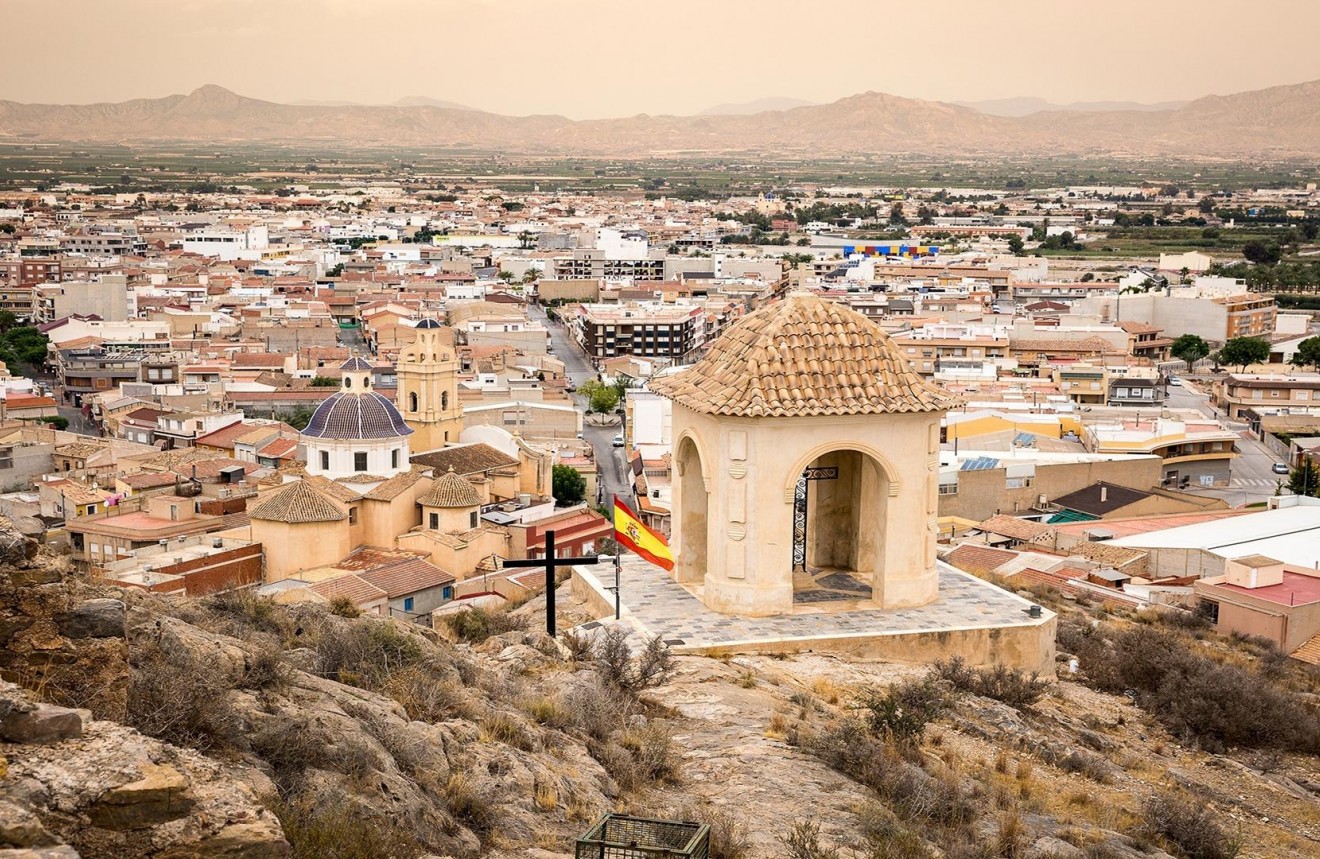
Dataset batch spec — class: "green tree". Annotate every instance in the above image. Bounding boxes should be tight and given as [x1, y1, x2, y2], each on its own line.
[1290, 337, 1320, 372]
[309, 376, 340, 387]
[39, 416, 68, 431]
[1242, 240, 1283, 265]
[1289, 459, 1320, 498]
[1006, 235, 1025, 255]
[588, 386, 619, 414]
[552, 464, 587, 507]
[0, 311, 16, 332]
[1170, 334, 1210, 370]
[1218, 336, 1271, 372]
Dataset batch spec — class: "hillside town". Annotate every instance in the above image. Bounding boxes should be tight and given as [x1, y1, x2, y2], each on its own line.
[8, 43, 1320, 852]
[0, 176, 1318, 646]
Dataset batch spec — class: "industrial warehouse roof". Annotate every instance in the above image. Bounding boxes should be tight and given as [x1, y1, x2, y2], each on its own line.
[1111, 502, 1320, 569]
[649, 293, 959, 418]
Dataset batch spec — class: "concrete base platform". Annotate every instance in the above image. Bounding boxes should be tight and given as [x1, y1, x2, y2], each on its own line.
[570, 557, 1057, 675]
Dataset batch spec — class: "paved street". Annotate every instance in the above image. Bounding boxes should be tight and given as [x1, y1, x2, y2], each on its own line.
[531, 304, 632, 504]
[1169, 378, 1288, 505]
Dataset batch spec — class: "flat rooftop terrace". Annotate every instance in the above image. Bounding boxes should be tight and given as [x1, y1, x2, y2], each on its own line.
[570, 556, 1055, 672]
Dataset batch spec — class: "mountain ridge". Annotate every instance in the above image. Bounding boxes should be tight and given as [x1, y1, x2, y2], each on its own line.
[2, 81, 1318, 156]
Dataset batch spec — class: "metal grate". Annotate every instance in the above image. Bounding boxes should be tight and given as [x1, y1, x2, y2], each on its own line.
[576, 814, 710, 859]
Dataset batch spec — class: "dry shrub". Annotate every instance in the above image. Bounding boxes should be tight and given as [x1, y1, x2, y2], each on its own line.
[480, 711, 536, 751]
[271, 797, 423, 859]
[328, 596, 361, 618]
[618, 721, 681, 784]
[313, 619, 425, 690]
[932, 658, 1049, 710]
[443, 772, 496, 836]
[1055, 750, 1112, 783]
[778, 821, 840, 859]
[441, 605, 526, 644]
[994, 809, 1030, 859]
[522, 693, 574, 730]
[127, 640, 240, 752]
[1069, 624, 1320, 752]
[1142, 792, 1241, 859]
[238, 638, 289, 691]
[670, 803, 750, 859]
[798, 719, 974, 828]
[857, 675, 952, 745]
[383, 662, 472, 722]
[561, 628, 595, 662]
[855, 803, 933, 859]
[591, 627, 674, 695]
[203, 588, 286, 636]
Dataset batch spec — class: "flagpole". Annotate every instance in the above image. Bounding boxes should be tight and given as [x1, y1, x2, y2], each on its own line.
[611, 494, 625, 620]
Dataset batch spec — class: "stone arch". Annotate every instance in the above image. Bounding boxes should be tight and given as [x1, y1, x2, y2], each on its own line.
[674, 434, 710, 586]
[786, 444, 892, 606]
[673, 429, 713, 490]
[408, 391, 418, 413]
[780, 440, 900, 503]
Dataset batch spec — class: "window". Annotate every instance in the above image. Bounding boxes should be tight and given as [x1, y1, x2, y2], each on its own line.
[441, 391, 449, 410]
[429, 512, 439, 529]
[938, 483, 958, 495]
[1198, 599, 1220, 624]
[354, 451, 368, 471]
[403, 597, 414, 613]
[344, 376, 352, 388]
[320, 451, 330, 470]
[470, 511, 479, 528]
[409, 391, 418, 412]
[348, 506, 358, 524]
[391, 449, 400, 469]
[0, 447, 12, 469]
[1005, 477, 1033, 489]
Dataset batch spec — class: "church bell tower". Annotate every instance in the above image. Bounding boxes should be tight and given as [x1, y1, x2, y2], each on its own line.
[396, 319, 462, 452]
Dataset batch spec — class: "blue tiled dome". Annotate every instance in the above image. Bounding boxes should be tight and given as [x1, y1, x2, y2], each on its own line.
[302, 391, 413, 439]
[415, 318, 443, 329]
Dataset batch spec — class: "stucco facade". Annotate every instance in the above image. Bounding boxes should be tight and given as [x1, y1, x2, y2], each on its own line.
[672, 408, 942, 616]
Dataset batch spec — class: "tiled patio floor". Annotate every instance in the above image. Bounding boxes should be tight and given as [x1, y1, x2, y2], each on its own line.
[573, 556, 1045, 649]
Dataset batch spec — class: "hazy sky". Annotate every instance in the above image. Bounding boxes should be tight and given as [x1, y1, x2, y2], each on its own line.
[4, 0, 1319, 118]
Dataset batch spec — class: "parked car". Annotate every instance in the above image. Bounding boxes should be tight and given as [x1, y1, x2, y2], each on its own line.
[1168, 377, 1182, 386]
[1273, 462, 1291, 475]
[612, 433, 624, 447]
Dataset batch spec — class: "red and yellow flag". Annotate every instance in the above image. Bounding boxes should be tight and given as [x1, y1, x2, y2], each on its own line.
[613, 496, 674, 571]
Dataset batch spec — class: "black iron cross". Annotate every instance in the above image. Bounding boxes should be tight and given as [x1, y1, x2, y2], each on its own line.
[500, 529, 599, 637]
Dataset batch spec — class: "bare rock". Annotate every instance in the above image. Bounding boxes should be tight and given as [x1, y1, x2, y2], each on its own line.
[1, 703, 82, 745]
[87, 762, 193, 830]
[0, 798, 61, 848]
[0, 848, 81, 859]
[55, 600, 126, 640]
[0, 517, 39, 566]
[1025, 835, 1087, 858]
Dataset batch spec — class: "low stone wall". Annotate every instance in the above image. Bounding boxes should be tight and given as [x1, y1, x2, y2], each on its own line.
[570, 564, 1057, 677]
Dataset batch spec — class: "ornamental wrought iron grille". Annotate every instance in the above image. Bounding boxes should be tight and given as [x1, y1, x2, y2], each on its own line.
[792, 465, 839, 571]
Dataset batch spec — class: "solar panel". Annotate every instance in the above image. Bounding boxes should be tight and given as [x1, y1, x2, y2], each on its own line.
[959, 456, 1000, 472]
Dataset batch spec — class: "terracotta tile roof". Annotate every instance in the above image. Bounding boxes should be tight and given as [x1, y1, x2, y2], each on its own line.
[56, 442, 102, 459]
[362, 470, 426, 501]
[649, 293, 959, 417]
[304, 474, 363, 503]
[256, 437, 298, 458]
[358, 557, 455, 597]
[418, 467, 482, 508]
[1291, 633, 1320, 666]
[410, 443, 518, 475]
[1011, 336, 1122, 354]
[248, 480, 346, 523]
[120, 472, 179, 490]
[945, 544, 1019, 575]
[976, 514, 1052, 542]
[309, 574, 387, 605]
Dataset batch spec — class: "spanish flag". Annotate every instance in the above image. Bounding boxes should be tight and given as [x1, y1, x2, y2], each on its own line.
[613, 495, 674, 571]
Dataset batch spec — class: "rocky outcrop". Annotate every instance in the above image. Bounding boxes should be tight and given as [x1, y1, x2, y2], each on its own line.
[0, 520, 128, 721]
[0, 680, 289, 858]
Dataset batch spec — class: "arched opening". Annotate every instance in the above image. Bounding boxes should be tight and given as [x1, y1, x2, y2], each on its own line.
[674, 436, 708, 586]
[792, 448, 887, 605]
[408, 391, 418, 412]
[344, 377, 352, 388]
[441, 391, 449, 411]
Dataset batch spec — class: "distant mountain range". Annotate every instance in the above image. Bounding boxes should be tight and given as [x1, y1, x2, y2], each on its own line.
[2, 81, 1318, 157]
[698, 97, 817, 116]
[954, 96, 1190, 117]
